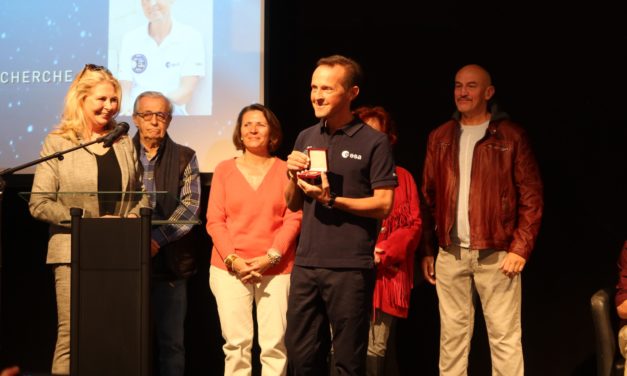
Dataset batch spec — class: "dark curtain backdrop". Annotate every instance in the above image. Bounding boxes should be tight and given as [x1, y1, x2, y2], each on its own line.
[267, 2, 627, 375]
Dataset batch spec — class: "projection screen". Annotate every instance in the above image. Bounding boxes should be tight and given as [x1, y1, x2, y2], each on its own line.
[0, 0, 263, 172]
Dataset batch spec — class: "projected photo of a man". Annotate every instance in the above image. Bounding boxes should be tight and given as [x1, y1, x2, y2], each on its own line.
[111, 0, 212, 116]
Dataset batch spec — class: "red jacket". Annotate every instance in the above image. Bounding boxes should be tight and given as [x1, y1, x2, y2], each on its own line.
[615, 241, 627, 308]
[373, 167, 422, 318]
[421, 114, 543, 259]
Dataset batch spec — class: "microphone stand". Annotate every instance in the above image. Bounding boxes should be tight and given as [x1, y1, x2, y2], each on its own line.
[0, 135, 110, 177]
[0, 134, 110, 350]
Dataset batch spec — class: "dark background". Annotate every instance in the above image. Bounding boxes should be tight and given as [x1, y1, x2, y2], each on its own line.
[2, 1, 626, 375]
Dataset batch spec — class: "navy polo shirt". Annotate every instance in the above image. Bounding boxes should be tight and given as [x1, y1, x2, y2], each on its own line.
[293, 117, 397, 269]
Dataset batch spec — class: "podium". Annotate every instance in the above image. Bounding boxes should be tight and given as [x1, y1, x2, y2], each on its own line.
[22, 191, 200, 376]
[70, 206, 152, 376]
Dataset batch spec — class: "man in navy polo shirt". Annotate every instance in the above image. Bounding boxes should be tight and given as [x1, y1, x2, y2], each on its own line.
[284, 55, 397, 376]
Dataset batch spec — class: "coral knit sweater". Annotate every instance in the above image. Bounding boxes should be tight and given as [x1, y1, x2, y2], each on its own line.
[206, 158, 302, 275]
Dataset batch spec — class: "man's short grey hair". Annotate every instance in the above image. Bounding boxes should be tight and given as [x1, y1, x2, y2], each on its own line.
[133, 91, 174, 116]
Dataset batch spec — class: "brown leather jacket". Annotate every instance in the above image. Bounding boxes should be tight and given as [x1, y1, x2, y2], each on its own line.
[421, 112, 543, 260]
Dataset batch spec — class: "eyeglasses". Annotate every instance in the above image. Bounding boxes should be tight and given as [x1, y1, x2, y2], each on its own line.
[134, 111, 170, 122]
[78, 64, 111, 80]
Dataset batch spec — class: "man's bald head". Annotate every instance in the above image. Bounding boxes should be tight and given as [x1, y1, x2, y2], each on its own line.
[456, 64, 492, 87]
[454, 64, 495, 123]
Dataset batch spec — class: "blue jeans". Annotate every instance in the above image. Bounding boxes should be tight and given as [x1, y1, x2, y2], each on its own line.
[152, 278, 187, 376]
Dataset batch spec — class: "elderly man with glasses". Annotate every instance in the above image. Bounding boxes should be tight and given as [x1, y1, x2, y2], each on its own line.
[132, 90, 201, 376]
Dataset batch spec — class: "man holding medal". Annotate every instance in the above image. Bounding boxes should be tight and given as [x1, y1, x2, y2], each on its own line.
[284, 55, 397, 376]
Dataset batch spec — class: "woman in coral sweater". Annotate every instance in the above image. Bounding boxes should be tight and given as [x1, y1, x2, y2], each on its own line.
[206, 103, 302, 376]
[354, 106, 422, 376]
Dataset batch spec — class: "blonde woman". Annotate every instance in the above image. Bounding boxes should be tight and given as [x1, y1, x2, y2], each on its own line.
[29, 64, 141, 375]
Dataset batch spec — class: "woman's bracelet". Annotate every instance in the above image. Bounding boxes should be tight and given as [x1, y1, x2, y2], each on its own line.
[224, 253, 239, 273]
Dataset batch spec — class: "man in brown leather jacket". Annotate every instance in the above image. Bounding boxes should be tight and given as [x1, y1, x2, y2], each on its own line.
[420, 64, 543, 376]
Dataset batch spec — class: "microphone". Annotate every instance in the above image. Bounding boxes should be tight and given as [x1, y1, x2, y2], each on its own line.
[100, 122, 130, 147]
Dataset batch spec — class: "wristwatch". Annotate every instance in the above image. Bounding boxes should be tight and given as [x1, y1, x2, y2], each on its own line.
[267, 249, 282, 266]
[326, 192, 337, 208]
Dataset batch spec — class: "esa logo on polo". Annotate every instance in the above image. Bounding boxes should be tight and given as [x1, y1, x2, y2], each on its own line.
[341, 150, 362, 160]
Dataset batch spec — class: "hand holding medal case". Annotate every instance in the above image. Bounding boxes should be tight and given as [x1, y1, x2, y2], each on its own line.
[297, 147, 328, 185]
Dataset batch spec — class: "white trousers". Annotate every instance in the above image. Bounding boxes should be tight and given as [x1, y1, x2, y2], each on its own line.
[209, 266, 290, 376]
[435, 246, 523, 376]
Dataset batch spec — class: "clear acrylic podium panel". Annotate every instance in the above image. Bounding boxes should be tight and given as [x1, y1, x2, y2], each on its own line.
[19, 191, 201, 225]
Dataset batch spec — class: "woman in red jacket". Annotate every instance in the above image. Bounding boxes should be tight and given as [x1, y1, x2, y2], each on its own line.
[354, 106, 422, 375]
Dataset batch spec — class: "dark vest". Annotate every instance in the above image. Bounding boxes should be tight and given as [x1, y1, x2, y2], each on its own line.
[134, 133, 197, 280]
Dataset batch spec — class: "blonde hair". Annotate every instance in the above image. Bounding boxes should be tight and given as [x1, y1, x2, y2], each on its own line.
[53, 65, 122, 143]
